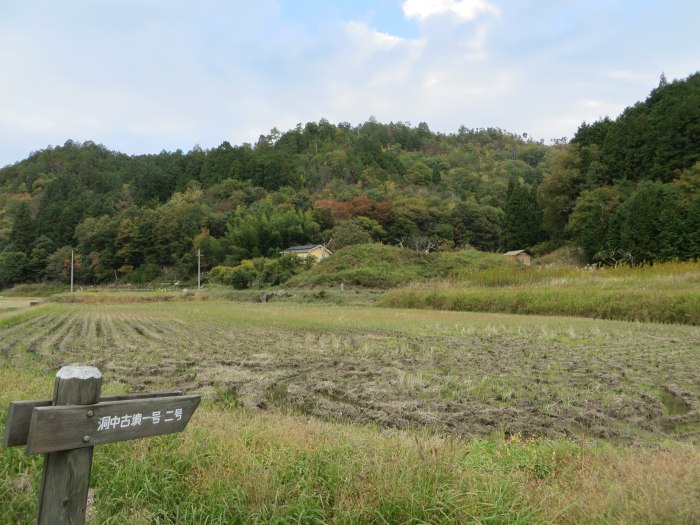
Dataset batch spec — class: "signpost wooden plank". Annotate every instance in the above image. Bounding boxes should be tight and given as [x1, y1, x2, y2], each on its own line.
[3, 399, 51, 448]
[26, 395, 200, 454]
[3, 390, 183, 448]
[3, 366, 200, 525]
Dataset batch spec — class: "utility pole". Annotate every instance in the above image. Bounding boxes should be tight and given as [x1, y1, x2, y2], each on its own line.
[70, 249, 74, 294]
[197, 249, 201, 290]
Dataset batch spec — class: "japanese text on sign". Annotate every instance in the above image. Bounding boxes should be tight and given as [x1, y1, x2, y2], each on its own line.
[97, 408, 183, 431]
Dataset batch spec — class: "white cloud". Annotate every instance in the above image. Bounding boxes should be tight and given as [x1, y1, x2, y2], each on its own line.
[464, 23, 490, 60]
[345, 21, 407, 52]
[402, 0, 499, 21]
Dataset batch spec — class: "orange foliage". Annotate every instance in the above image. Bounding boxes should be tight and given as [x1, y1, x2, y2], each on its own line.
[314, 195, 392, 224]
[9, 192, 32, 201]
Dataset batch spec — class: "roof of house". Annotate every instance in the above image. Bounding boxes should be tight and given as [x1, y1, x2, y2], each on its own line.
[503, 249, 531, 256]
[281, 245, 332, 254]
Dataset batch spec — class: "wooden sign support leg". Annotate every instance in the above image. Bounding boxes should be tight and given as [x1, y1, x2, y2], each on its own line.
[36, 366, 102, 525]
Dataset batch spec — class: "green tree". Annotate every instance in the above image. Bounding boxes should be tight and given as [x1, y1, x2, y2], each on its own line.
[9, 201, 34, 254]
[193, 229, 225, 269]
[567, 187, 623, 262]
[29, 235, 56, 280]
[502, 178, 544, 250]
[44, 246, 73, 282]
[74, 215, 118, 281]
[331, 220, 372, 249]
[155, 189, 212, 273]
[686, 196, 700, 259]
[0, 252, 29, 288]
[538, 145, 584, 240]
[225, 200, 319, 262]
[606, 182, 685, 263]
[452, 200, 503, 251]
[352, 216, 386, 242]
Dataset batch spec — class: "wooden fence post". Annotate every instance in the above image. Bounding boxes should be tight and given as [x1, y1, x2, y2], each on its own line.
[36, 365, 102, 525]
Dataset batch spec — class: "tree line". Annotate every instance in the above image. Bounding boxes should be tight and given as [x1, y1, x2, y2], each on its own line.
[541, 72, 700, 263]
[0, 72, 698, 288]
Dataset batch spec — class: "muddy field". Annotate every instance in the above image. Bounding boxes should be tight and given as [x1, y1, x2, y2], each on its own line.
[2, 301, 699, 441]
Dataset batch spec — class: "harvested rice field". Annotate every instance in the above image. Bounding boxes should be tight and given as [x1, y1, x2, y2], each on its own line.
[2, 301, 698, 441]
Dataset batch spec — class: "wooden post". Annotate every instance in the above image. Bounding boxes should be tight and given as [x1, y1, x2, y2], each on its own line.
[36, 365, 102, 525]
[197, 249, 201, 290]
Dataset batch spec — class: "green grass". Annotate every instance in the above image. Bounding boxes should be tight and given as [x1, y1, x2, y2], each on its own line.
[287, 244, 512, 289]
[381, 261, 700, 324]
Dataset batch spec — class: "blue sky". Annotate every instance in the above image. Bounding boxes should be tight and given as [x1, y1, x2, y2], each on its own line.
[1, 0, 699, 167]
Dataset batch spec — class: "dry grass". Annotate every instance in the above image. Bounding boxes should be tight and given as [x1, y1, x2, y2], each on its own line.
[51, 290, 203, 304]
[539, 446, 700, 524]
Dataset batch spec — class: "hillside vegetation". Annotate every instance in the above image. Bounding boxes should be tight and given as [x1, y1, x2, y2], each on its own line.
[285, 244, 512, 288]
[0, 72, 698, 290]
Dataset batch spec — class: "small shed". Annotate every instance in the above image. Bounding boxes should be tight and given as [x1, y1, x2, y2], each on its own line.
[280, 244, 332, 262]
[503, 249, 532, 266]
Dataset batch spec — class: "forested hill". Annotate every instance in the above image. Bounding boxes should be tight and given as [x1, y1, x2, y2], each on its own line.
[0, 72, 698, 288]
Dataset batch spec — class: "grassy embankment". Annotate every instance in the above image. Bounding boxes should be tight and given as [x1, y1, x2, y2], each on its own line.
[288, 244, 700, 324]
[380, 261, 700, 324]
[1, 301, 699, 523]
[286, 244, 513, 289]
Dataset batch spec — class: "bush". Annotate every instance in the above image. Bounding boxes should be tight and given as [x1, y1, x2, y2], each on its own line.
[260, 254, 306, 285]
[210, 266, 236, 284]
[230, 268, 254, 289]
[211, 254, 308, 289]
[131, 264, 162, 284]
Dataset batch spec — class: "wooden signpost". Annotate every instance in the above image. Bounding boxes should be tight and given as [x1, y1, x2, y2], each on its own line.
[3, 365, 200, 525]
